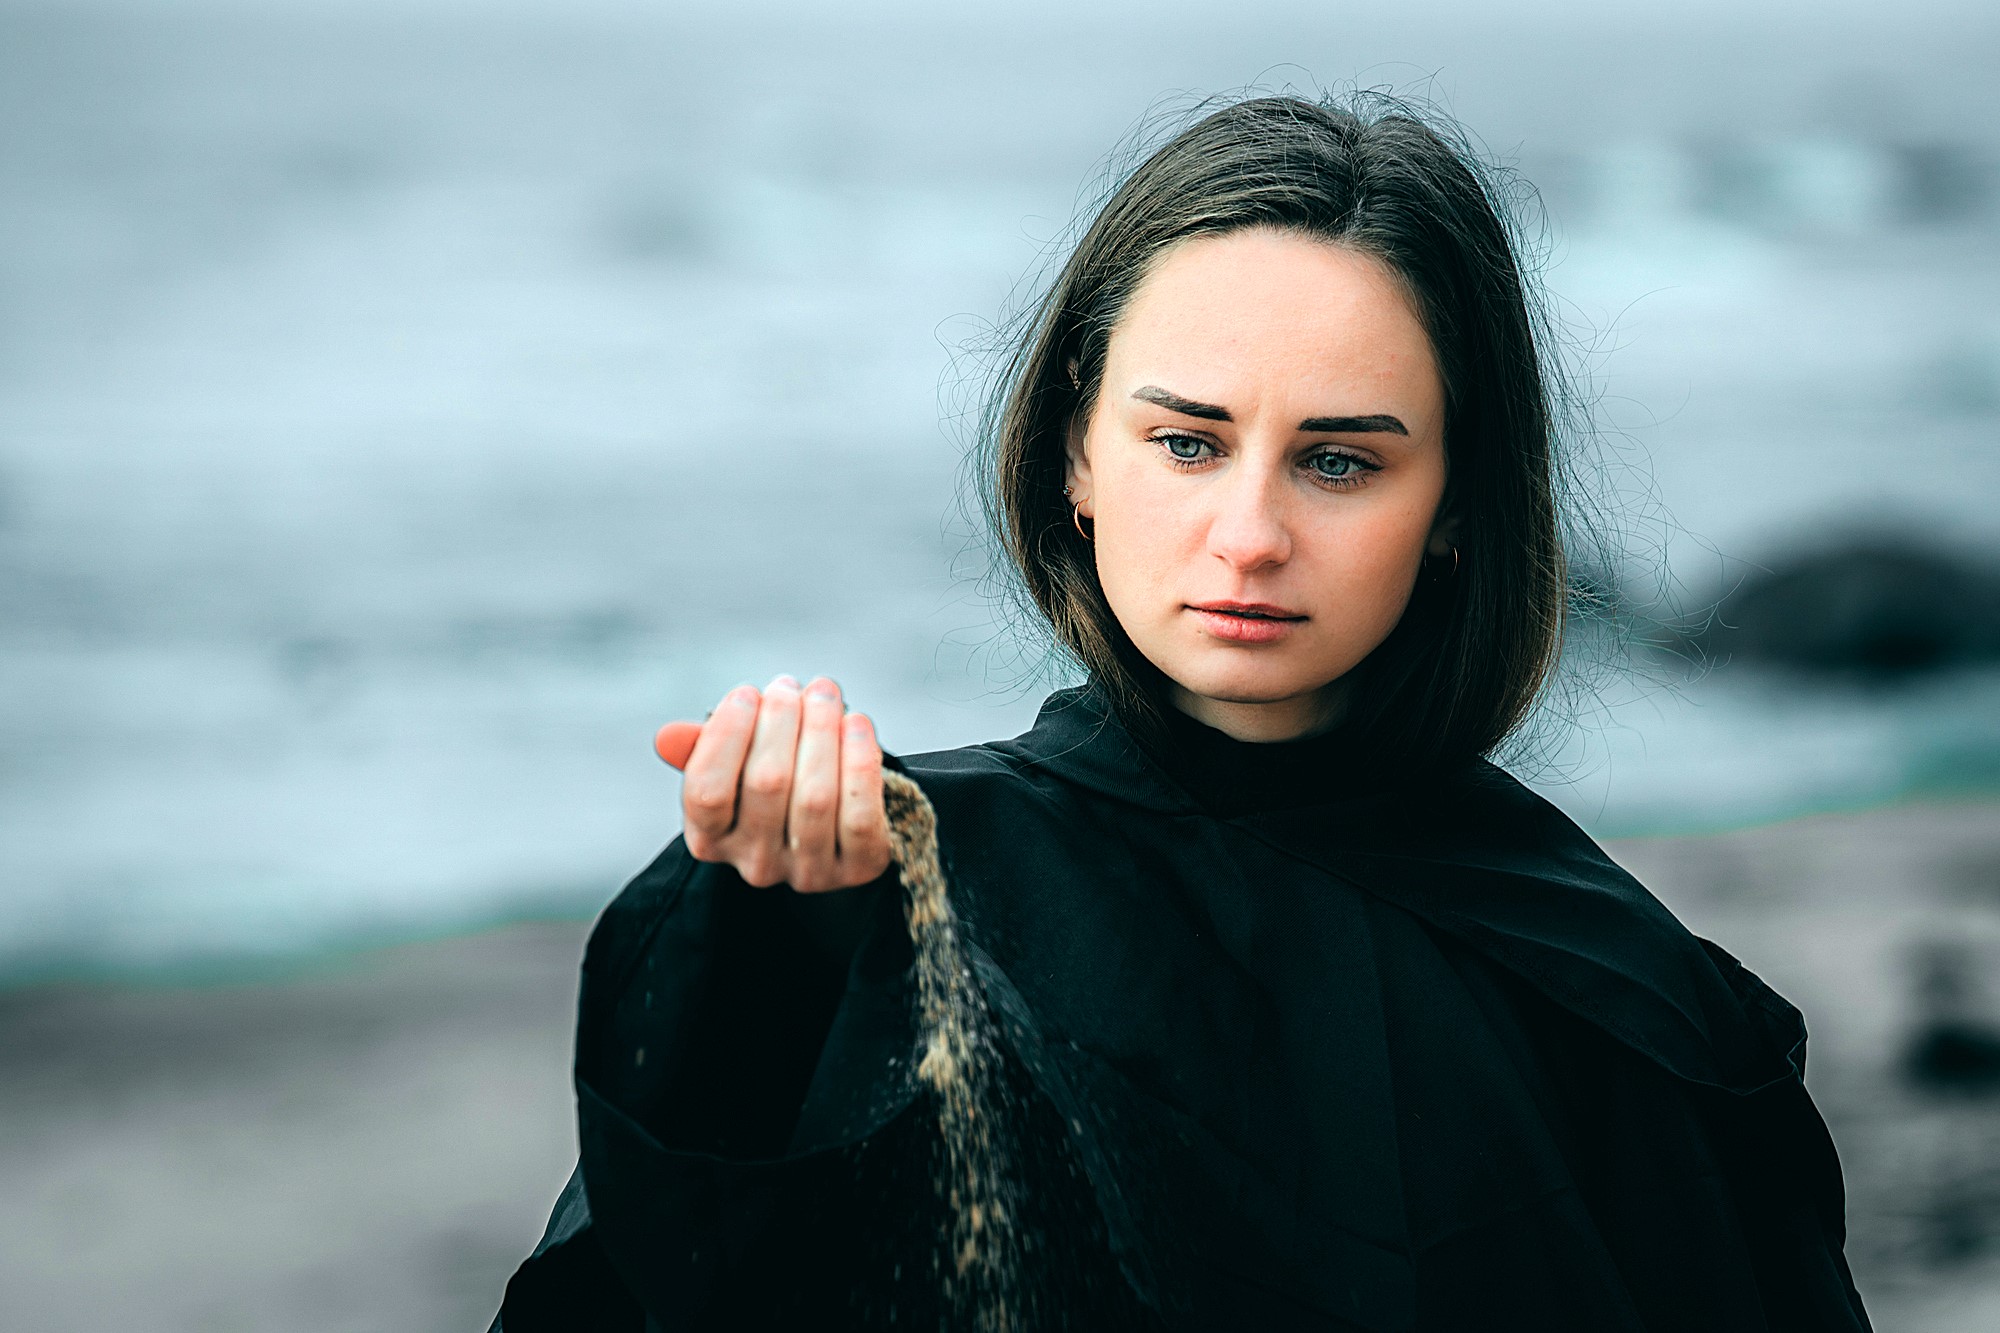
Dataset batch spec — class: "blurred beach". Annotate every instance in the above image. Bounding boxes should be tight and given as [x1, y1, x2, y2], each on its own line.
[3, 0, 1999, 1325]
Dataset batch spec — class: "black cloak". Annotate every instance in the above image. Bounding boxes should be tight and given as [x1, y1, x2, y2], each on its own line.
[492, 685, 1873, 1331]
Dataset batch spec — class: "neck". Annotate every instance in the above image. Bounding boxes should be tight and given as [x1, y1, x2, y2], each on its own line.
[1166, 680, 1345, 743]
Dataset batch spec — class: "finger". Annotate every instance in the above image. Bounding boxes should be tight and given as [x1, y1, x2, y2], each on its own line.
[733, 674, 803, 886]
[654, 721, 702, 770]
[834, 711, 890, 884]
[681, 686, 758, 854]
[786, 677, 844, 891]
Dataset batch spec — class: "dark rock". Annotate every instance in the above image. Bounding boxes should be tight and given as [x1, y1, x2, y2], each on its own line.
[1694, 538, 2000, 680]
[1904, 1021, 2000, 1096]
[1901, 940, 2000, 1097]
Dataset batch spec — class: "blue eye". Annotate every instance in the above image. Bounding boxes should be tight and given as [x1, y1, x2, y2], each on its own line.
[1164, 435, 1207, 460]
[1309, 452, 1362, 479]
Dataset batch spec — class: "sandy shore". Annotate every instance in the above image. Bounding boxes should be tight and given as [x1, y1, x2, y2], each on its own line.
[0, 922, 587, 1333]
[5, 799, 2000, 1331]
[1610, 796, 2000, 1332]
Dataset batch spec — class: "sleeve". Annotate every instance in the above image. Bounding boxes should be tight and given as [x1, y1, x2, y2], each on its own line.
[487, 1164, 643, 1333]
[579, 835, 903, 1159]
[492, 832, 927, 1328]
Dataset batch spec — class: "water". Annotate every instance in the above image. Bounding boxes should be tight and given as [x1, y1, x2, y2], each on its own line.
[4, 0, 1999, 973]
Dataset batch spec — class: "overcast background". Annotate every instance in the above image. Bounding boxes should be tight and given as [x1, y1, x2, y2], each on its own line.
[4, 0, 1997, 973]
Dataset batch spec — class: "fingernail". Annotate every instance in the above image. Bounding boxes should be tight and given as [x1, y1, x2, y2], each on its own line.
[805, 677, 838, 700]
[770, 674, 799, 691]
[726, 685, 758, 709]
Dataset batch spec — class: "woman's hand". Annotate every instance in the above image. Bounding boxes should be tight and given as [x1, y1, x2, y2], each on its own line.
[653, 676, 890, 893]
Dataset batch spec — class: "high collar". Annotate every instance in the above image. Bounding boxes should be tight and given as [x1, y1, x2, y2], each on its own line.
[989, 683, 1389, 820]
[987, 686, 1193, 814]
[1153, 698, 1375, 819]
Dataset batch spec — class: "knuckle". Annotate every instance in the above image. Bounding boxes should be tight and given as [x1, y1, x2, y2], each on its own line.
[742, 767, 789, 799]
[844, 810, 888, 844]
[852, 847, 890, 883]
[684, 783, 731, 816]
[794, 789, 837, 820]
[836, 828, 886, 870]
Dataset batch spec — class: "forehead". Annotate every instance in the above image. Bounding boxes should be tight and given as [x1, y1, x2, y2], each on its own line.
[1107, 228, 1439, 404]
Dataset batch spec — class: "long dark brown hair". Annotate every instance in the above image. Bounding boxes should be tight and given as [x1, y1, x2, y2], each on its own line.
[976, 92, 1575, 770]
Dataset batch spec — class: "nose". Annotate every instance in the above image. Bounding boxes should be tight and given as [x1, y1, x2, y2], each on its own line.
[1205, 467, 1293, 572]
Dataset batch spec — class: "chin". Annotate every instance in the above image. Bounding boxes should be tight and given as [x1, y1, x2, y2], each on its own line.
[1160, 653, 1339, 708]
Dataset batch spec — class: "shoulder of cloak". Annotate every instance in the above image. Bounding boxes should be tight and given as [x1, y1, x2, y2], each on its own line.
[1239, 759, 1811, 1097]
[899, 709, 1812, 1101]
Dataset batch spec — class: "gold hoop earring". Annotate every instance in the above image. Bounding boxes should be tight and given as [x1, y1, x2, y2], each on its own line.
[1072, 504, 1093, 542]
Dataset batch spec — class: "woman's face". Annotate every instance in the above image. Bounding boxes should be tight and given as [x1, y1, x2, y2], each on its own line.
[1068, 227, 1452, 742]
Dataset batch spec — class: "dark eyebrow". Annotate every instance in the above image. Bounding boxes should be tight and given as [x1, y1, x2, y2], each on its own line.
[1299, 413, 1408, 435]
[1131, 385, 1231, 421]
[1133, 386, 1409, 436]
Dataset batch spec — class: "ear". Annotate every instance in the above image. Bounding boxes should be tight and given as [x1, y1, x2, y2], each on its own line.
[1425, 504, 1460, 559]
[1064, 407, 1095, 515]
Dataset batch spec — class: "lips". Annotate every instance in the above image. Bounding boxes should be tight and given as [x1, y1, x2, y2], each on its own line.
[1186, 602, 1307, 643]
[1188, 601, 1307, 621]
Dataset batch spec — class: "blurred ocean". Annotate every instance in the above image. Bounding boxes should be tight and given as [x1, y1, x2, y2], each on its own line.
[4, 0, 1999, 974]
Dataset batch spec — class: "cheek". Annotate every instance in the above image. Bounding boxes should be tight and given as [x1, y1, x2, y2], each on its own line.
[1302, 502, 1435, 625]
[1341, 504, 1433, 577]
[1090, 461, 1202, 598]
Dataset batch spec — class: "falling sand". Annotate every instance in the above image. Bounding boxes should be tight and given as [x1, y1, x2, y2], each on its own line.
[882, 769, 1026, 1331]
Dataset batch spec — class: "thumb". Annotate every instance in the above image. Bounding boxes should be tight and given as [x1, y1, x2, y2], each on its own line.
[653, 721, 702, 770]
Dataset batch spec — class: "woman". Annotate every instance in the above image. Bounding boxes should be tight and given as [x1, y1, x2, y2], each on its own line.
[491, 95, 1872, 1331]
